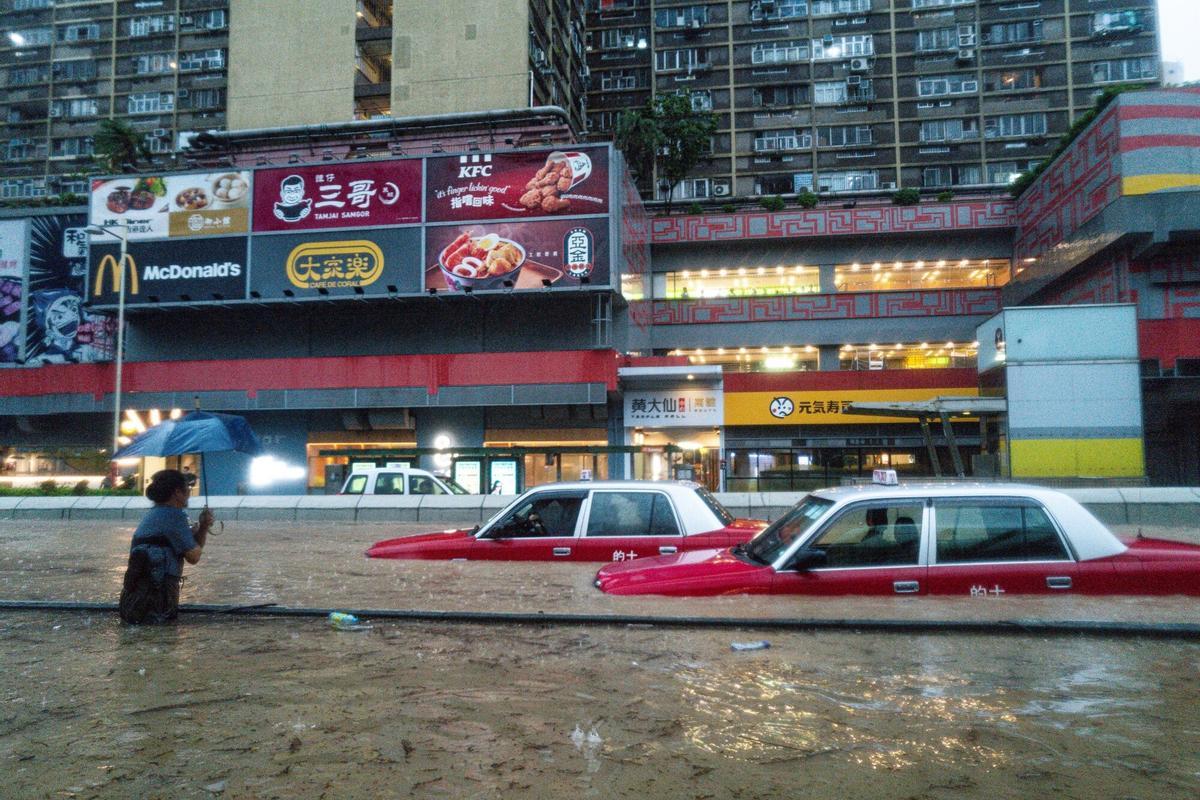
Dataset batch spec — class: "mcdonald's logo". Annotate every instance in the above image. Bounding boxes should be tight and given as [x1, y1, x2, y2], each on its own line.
[92, 253, 139, 297]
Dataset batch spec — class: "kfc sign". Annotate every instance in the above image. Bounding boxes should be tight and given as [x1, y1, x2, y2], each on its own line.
[458, 154, 493, 178]
[252, 161, 421, 232]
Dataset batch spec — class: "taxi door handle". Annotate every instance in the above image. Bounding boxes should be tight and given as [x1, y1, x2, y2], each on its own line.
[659, 546, 678, 555]
[893, 580, 920, 594]
[552, 547, 571, 557]
[1046, 576, 1072, 590]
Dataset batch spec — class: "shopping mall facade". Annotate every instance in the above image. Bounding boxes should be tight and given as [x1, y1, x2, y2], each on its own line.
[1, 88, 1197, 493]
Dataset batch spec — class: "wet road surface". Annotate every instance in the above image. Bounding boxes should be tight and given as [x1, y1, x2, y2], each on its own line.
[1, 519, 1198, 799]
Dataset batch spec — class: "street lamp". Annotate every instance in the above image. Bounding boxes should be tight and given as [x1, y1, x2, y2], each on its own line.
[85, 222, 130, 461]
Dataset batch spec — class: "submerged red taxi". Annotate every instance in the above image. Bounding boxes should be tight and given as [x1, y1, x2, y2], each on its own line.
[366, 481, 766, 562]
[595, 484, 1200, 596]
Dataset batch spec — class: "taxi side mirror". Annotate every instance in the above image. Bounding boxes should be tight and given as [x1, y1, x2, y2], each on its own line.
[789, 548, 828, 570]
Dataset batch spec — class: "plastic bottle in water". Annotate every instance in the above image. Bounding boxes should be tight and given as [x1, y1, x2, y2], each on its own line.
[329, 612, 359, 628]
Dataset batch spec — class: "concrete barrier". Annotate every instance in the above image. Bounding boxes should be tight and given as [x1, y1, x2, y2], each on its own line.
[3, 487, 1198, 528]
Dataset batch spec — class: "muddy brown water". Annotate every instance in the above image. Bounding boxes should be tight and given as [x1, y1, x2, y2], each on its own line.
[1, 519, 1199, 799]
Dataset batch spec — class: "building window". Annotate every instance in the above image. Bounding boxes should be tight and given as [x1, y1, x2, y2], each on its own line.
[184, 88, 225, 110]
[921, 164, 983, 187]
[1090, 57, 1156, 83]
[917, 74, 979, 96]
[13, 0, 53, 9]
[985, 113, 1047, 139]
[144, 131, 173, 154]
[816, 170, 878, 191]
[811, 0, 871, 16]
[52, 137, 94, 158]
[812, 34, 874, 60]
[127, 92, 174, 114]
[912, 0, 973, 8]
[818, 125, 873, 147]
[834, 258, 1010, 294]
[919, 118, 978, 142]
[753, 84, 808, 107]
[178, 49, 226, 72]
[753, 1, 809, 22]
[987, 161, 1038, 184]
[1091, 10, 1145, 37]
[589, 110, 616, 132]
[658, 178, 712, 201]
[660, 265, 821, 300]
[129, 15, 175, 37]
[655, 48, 709, 73]
[1, 179, 47, 199]
[599, 27, 648, 50]
[9, 27, 53, 46]
[688, 90, 712, 111]
[52, 98, 99, 119]
[754, 129, 812, 152]
[917, 28, 956, 52]
[989, 69, 1042, 91]
[987, 19, 1043, 44]
[57, 23, 101, 42]
[181, 9, 228, 30]
[133, 53, 174, 75]
[751, 41, 809, 65]
[597, 69, 646, 90]
[53, 60, 96, 81]
[814, 80, 849, 105]
[840, 342, 980, 371]
[7, 66, 48, 86]
[5, 138, 45, 161]
[654, 5, 708, 29]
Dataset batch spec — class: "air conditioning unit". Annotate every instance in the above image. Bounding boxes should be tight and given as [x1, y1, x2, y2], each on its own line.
[846, 75, 862, 86]
[823, 34, 835, 46]
[962, 80, 979, 92]
[849, 57, 869, 71]
[177, 88, 189, 98]
[713, 183, 731, 196]
[690, 19, 701, 30]
[49, 106, 63, 118]
[151, 128, 167, 137]
[957, 48, 975, 61]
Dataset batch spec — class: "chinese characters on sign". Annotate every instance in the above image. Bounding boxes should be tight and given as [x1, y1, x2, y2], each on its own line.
[286, 240, 384, 290]
[624, 391, 724, 428]
[89, 172, 252, 241]
[252, 161, 421, 232]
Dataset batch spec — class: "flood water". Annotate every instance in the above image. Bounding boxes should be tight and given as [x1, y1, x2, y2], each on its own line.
[2, 519, 1199, 798]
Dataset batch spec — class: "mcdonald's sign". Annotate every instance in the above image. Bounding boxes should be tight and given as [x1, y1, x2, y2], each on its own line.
[92, 253, 139, 297]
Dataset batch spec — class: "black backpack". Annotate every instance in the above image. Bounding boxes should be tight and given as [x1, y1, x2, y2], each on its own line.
[118, 535, 176, 625]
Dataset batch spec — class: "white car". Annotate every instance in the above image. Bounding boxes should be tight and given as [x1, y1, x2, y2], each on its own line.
[339, 467, 468, 496]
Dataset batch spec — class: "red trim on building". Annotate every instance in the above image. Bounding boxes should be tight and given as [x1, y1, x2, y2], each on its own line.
[1120, 134, 1200, 152]
[0, 351, 620, 398]
[1119, 103, 1200, 121]
[724, 368, 977, 393]
[1138, 319, 1200, 369]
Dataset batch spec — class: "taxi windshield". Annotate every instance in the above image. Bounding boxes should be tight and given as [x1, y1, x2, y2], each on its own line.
[742, 496, 834, 565]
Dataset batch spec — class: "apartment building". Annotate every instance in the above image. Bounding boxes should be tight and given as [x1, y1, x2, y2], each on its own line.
[584, 0, 1160, 200]
[0, 0, 230, 200]
[226, 0, 589, 132]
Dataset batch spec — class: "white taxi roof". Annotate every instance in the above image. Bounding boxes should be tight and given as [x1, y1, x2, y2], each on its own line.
[806, 482, 1126, 561]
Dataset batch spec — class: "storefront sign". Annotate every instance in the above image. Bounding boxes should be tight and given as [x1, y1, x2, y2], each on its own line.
[88, 236, 249, 306]
[624, 390, 724, 428]
[252, 161, 422, 232]
[89, 172, 252, 241]
[725, 388, 980, 426]
[249, 228, 421, 299]
[425, 147, 609, 223]
[425, 217, 609, 293]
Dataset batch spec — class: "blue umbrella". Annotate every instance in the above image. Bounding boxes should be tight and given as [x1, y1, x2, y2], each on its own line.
[114, 411, 264, 501]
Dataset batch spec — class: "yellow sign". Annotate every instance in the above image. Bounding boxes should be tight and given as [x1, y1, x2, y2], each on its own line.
[167, 208, 249, 237]
[92, 253, 139, 297]
[286, 240, 384, 290]
[725, 388, 980, 425]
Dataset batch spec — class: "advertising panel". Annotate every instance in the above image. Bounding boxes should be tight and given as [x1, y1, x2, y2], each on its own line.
[0, 219, 27, 364]
[624, 390, 724, 428]
[424, 217, 609, 293]
[252, 160, 422, 232]
[89, 171, 252, 241]
[88, 236, 248, 306]
[425, 146, 610, 223]
[25, 215, 115, 365]
[724, 388, 981, 426]
[249, 227, 422, 299]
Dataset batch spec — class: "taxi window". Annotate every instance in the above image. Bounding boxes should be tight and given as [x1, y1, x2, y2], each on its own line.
[807, 502, 924, 567]
[409, 475, 445, 495]
[493, 493, 586, 538]
[934, 500, 1069, 563]
[375, 474, 405, 495]
[343, 474, 367, 495]
[586, 492, 679, 537]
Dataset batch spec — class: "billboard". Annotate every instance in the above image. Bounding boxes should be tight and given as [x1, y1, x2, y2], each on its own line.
[425, 147, 609, 223]
[249, 228, 423, 299]
[252, 160, 422, 232]
[89, 171, 252, 241]
[425, 218, 609, 293]
[89, 236, 248, 306]
[0, 220, 27, 364]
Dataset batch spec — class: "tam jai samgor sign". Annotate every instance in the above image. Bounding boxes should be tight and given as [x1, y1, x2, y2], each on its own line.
[624, 391, 724, 428]
[251, 161, 421, 232]
[725, 388, 981, 425]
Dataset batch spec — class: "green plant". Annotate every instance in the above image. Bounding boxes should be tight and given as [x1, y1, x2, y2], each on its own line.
[721, 203, 737, 214]
[38, 479, 58, 494]
[687, 202, 704, 215]
[796, 189, 819, 209]
[94, 117, 150, 173]
[758, 195, 786, 213]
[891, 188, 921, 206]
[936, 190, 954, 202]
[72, 480, 90, 495]
[615, 93, 718, 215]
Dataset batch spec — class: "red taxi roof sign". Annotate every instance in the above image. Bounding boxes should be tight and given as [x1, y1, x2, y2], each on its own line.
[872, 468, 899, 486]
